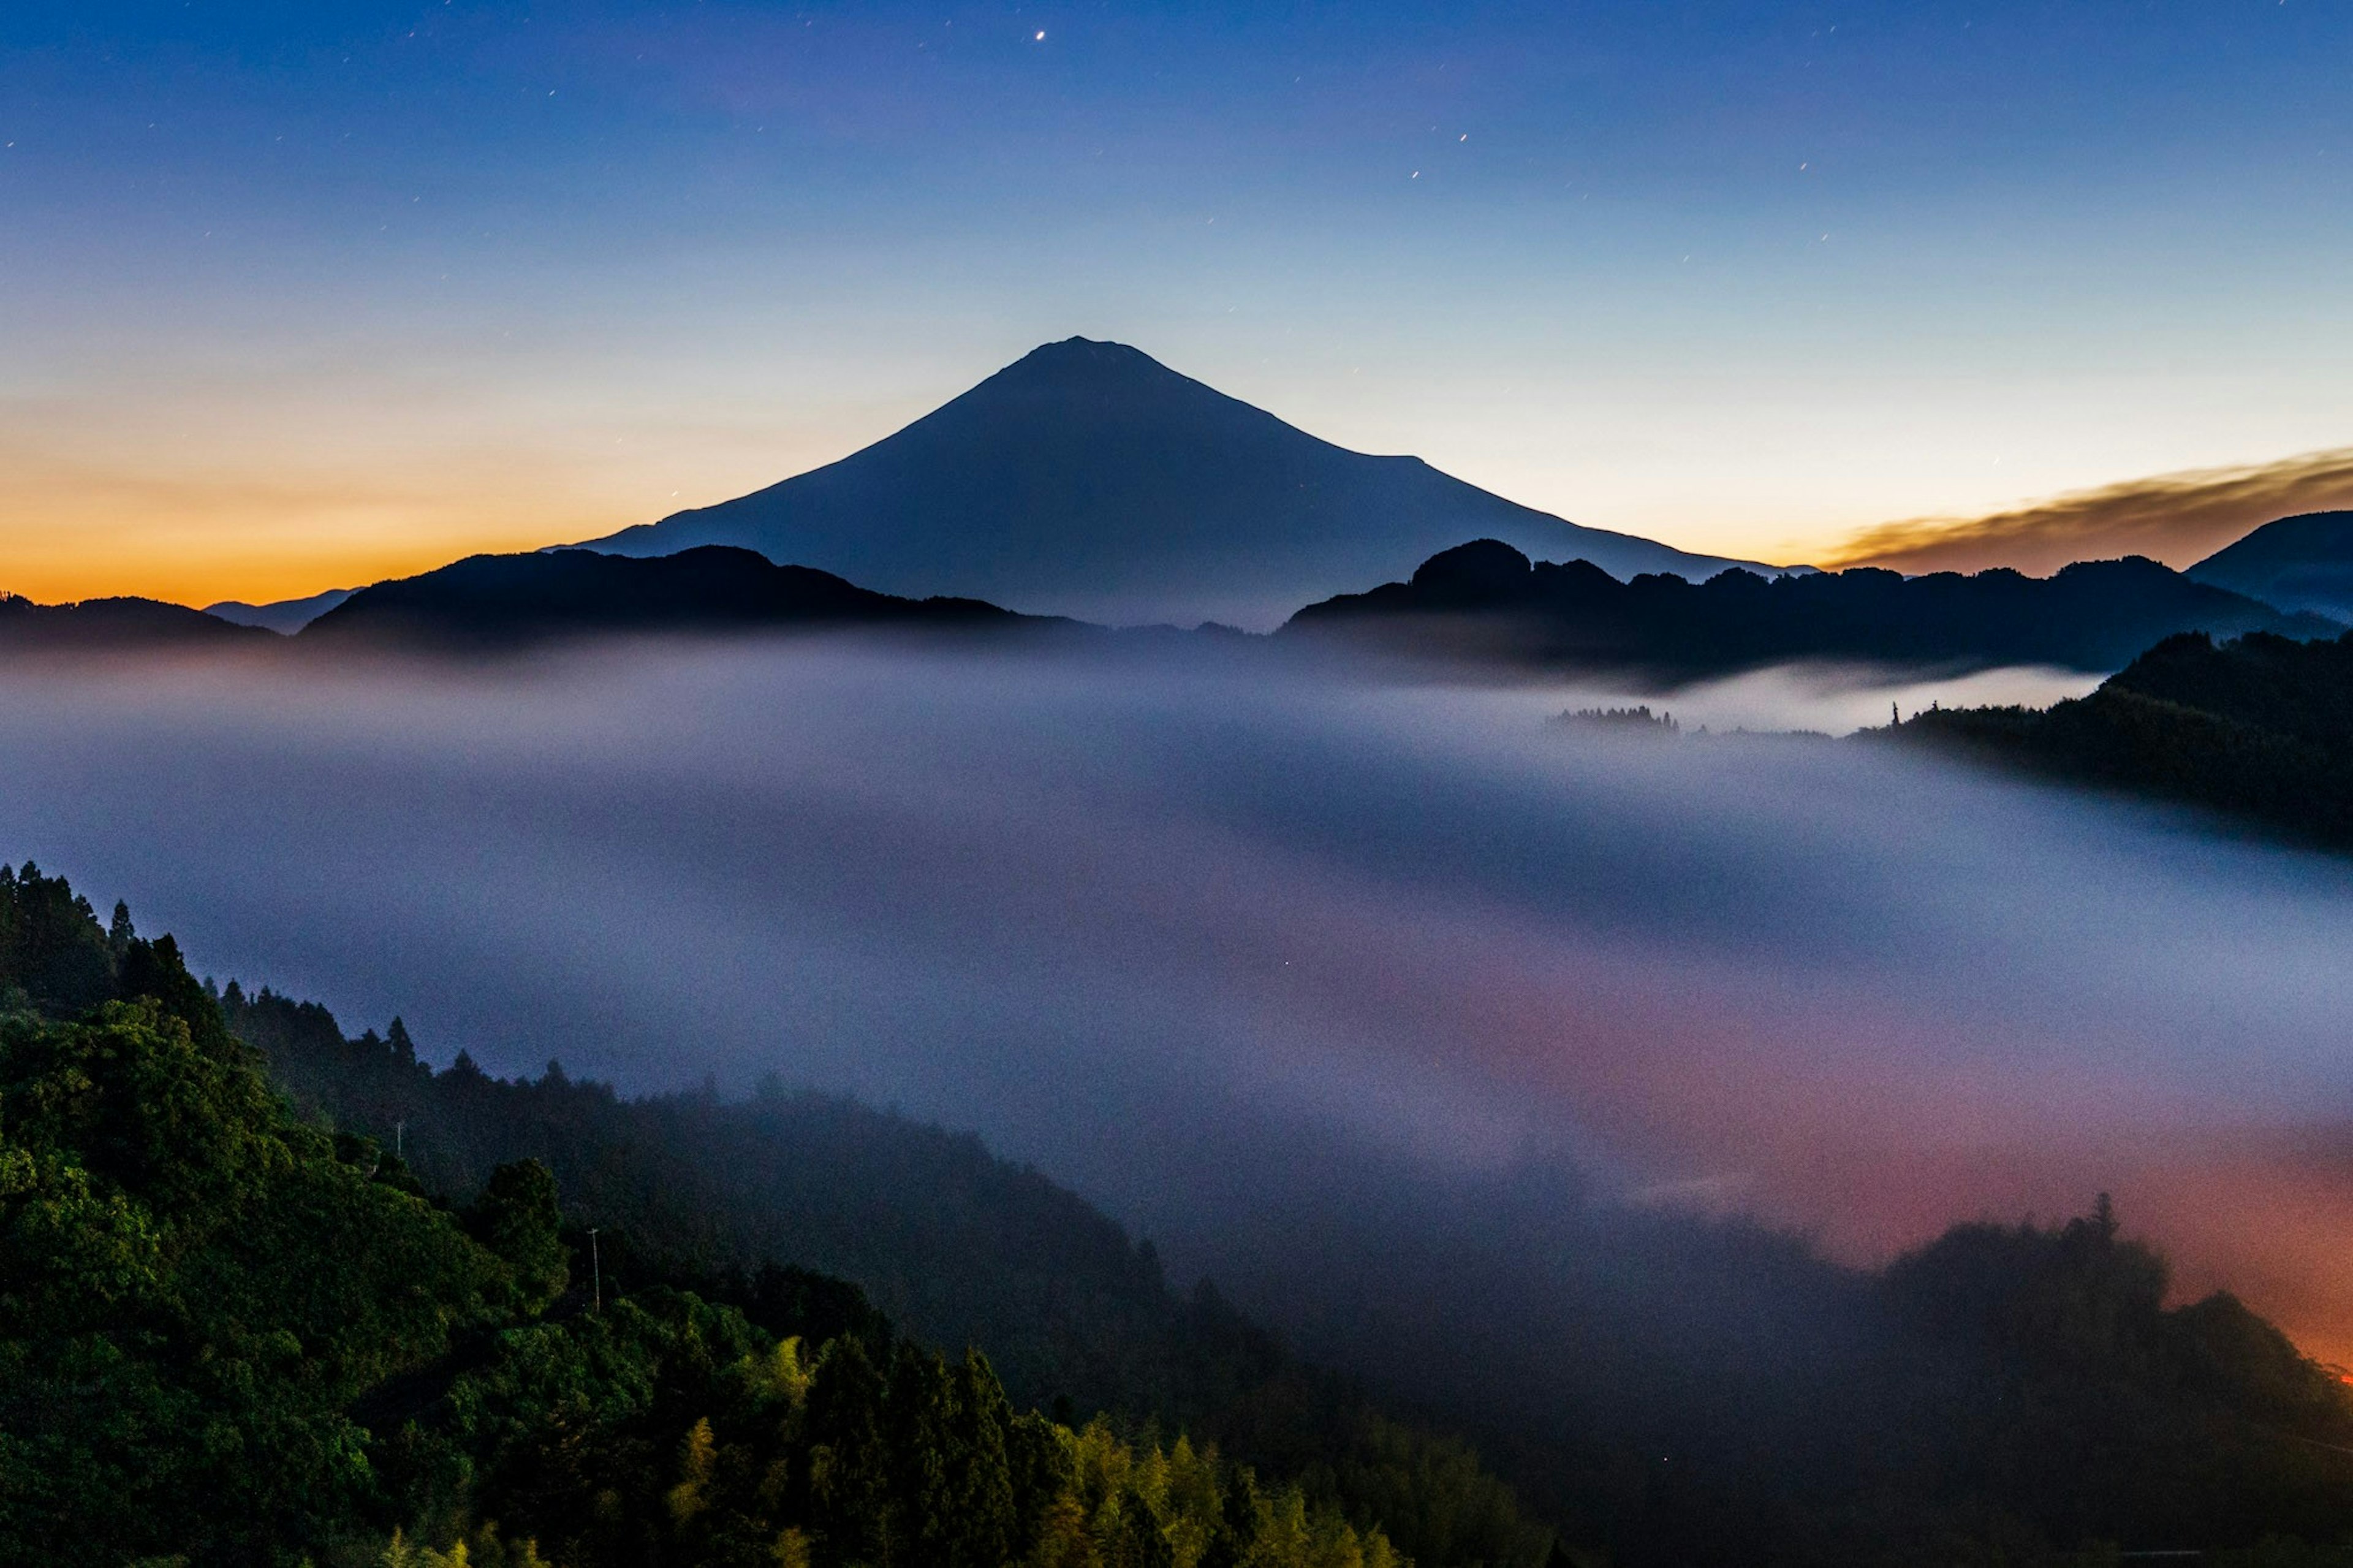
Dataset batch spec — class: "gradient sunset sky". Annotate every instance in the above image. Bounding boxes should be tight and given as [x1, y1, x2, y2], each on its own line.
[4, 0, 2349, 605]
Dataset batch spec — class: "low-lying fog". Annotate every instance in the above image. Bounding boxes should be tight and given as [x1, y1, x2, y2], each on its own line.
[6, 640, 2351, 1365]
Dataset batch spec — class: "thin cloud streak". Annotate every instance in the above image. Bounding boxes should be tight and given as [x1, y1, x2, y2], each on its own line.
[1827, 446, 2353, 577]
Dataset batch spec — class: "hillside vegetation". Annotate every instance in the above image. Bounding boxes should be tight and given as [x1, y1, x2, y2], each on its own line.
[1887, 628, 2353, 850]
[0, 862, 1548, 1568]
[11, 861, 2353, 1564]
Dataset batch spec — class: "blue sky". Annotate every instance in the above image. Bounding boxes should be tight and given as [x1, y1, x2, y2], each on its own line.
[3, 0, 2348, 600]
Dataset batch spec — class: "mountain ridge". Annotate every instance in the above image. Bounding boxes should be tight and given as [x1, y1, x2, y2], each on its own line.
[1283, 539, 2341, 679]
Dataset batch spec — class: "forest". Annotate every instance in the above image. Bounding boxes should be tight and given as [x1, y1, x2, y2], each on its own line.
[11, 860, 2353, 1565]
[0, 862, 1499, 1567]
[1887, 627, 2353, 852]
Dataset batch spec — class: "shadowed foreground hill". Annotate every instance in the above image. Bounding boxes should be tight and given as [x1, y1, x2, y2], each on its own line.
[300, 544, 1055, 650]
[1887, 627, 2353, 852]
[1284, 539, 2338, 679]
[572, 337, 1786, 627]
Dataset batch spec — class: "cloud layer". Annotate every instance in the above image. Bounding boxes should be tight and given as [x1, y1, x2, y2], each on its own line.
[1828, 446, 2353, 577]
[1, 640, 2350, 1366]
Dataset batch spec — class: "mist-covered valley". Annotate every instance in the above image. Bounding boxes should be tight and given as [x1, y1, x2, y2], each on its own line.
[5, 637, 2348, 1371]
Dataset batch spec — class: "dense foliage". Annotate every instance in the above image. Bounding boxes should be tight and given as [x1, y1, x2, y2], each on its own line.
[1889, 628, 2353, 850]
[219, 982, 1556, 1568]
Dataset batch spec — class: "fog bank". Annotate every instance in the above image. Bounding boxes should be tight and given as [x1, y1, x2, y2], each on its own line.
[1, 640, 2348, 1357]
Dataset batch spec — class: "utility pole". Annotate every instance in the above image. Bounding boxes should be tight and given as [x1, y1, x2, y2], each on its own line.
[588, 1229, 602, 1314]
[394, 1119, 405, 1159]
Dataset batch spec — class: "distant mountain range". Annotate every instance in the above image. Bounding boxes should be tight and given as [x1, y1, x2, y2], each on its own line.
[205, 586, 356, 634]
[567, 337, 1792, 627]
[298, 545, 1052, 648]
[10, 531, 2349, 684]
[1282, 539, 2340, 678]
[2187, 510, 2353, 623]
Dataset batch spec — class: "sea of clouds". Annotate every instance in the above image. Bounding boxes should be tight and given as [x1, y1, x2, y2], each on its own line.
[3, 637, 2349, 1369]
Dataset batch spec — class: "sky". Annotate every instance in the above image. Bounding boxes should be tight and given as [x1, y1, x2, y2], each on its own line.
[3, 0, 2350, 605]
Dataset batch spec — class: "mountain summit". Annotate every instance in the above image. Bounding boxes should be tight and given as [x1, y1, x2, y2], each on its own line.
[572, 338, 1786, 627]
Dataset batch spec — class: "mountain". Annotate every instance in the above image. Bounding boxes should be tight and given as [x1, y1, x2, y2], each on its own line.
[2188, 510, 2353, 621]
[1283, 540, 2340, 680]
[570, 337, 1791, 629]
[300, 544, 1055, 648]
[0, 593, 273, 651]
[1889, 626, 2353, 852]
[204, 585, 356, 633]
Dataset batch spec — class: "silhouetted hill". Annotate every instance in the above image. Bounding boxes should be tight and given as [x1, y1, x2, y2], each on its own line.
[2189, 510, 2353, 622]
[301, 544, 1056, 648]
[1283, 539, 2338, 678]
[0, 593, 273, 651]
[572, 338, 1789, 627]
[1889, 627, 2353, 852]
[205, 585, 356, 633]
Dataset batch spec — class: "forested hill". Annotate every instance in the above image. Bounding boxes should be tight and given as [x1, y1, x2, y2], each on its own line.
[1283, 539, 2339, 678]
[0, 591, 273, 651]
[1885, 627, 2353, 852]
[0, 861, 1555, 1568]
[298, 545, 1061, 650]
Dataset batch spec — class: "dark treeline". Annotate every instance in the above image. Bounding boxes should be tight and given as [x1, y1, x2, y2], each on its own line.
[13, 863, 2353, 1564]
[1887, 627, 2353, 851]
[1284, 539, 2338, 678]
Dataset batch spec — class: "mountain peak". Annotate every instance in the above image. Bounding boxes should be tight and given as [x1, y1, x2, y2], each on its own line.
[570, 342, 1790, 627]
[987, 336, 1195, 394]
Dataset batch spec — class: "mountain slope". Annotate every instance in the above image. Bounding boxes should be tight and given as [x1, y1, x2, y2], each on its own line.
[1284, 540, 2338, 678]
[300, 544, 1053, 648]
[2189, 510, 2353, 621]
[572, 338, 1787, 628]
